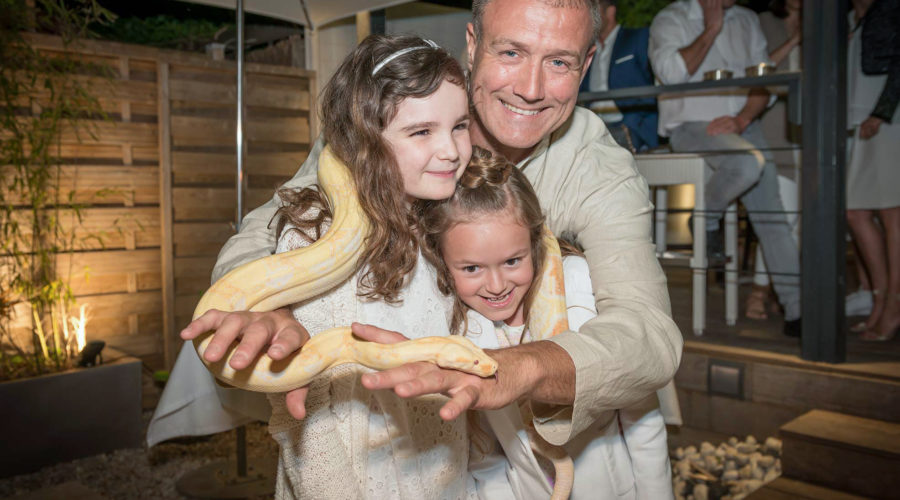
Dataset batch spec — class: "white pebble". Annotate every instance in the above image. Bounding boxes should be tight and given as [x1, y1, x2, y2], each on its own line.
[700, 442, 716, 456]
[739, 464, 752, 479]
[675, 447, 685, 460]
[764, 437, 782, 453]
[728, 436, 739, 446]
[763, 467, 780, 483]
[725, 460, 737, 471]
[757, 455, 775, 469]
[745, 435, 757, 445]
[685, 445, 697, 455]
[722, 469, 739, 481]
[736, 443, 756, 454]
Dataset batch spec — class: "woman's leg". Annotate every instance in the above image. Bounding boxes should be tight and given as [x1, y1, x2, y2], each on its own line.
[847, 209, 888, 332]
[862, 206, 900, 340]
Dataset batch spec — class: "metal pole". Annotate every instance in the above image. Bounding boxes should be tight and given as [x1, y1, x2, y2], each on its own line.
[800, 0, 847, 362]
[236, 0, 245, 232]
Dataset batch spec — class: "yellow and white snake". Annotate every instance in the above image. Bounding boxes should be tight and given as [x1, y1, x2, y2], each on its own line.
[191, 146, 574, 499]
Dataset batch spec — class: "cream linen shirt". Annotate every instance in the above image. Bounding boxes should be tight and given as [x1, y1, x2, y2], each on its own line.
[211, 107, 683, 447]
[649, 0, 773, 135]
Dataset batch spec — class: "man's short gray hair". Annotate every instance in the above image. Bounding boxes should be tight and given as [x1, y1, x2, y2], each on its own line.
[471, 0, 603, 49]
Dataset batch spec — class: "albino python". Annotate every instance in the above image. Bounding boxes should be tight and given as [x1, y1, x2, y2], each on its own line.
[192, 146, 574, 499]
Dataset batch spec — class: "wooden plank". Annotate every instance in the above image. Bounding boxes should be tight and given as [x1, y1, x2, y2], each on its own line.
[172, 222, 234, 257]
[752, 363, 900, 423]
[173, 187, 235, 221]
[676, 388, 804, 439]
[747, 478, 869, 500]
[56, 249, 161, 296]
[58, 120, 157, 146]
[6, 207, 160, 251]
[674, 350, 708, 392]
[170, 115, 309, 146]
[169, 78, 310, 111]
[0, 165, 159, 205]
[158, 61, 177, 369]
[174, 256, 216, 295]
[780, 410, 900, 499]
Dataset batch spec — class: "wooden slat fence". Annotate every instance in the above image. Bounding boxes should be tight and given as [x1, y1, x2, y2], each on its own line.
[4, 34, 315, 368]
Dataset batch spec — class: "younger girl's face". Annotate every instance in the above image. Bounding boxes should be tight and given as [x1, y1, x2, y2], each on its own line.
[441, 209, 534, 326]
[382, 80, 472, 201]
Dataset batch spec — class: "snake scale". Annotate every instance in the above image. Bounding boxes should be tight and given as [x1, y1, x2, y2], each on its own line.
[191, 146, 574, 499]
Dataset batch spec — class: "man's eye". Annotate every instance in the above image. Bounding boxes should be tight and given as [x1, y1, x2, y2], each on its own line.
[502, 50, 517, 58]
[550, 59, 568, 68]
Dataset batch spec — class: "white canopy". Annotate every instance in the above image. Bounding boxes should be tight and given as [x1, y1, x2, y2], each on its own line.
[181, 0, 417, 28]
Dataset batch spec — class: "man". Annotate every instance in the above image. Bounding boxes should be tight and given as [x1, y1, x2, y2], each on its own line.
[580, 0, 659, 153]
[187, 0, 682, 448]
[649, 0, 802, 336]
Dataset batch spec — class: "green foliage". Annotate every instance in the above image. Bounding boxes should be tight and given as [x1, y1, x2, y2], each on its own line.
[617, 0, 674, 28]
[93, 15, 227, 52]
[0, 0, 113, 380]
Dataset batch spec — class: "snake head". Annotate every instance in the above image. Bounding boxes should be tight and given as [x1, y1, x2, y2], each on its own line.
[434, 337, 499, 377]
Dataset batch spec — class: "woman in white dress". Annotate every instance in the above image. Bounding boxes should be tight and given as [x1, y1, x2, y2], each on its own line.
[846, 0, 900, 342]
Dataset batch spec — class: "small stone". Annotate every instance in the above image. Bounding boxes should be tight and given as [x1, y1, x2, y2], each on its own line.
[700, 442, 716, 456]
[725, 460, 737, 471]
[715, 447, 727, 458]
[757, 455, 775, 469]
[736, 443, 756, 454]
[722, 469, 739, 481]
[752, 465, 765, 480]
[693, 483, 709, 500]
[686, 445, 698, 455]
[675, 446, 685, 460]
[764, 437, 782, 453]
[763, 467, 780, 483]
[745, 435, 757, 445]
[674, 479, 687, 495]
[739, 464, 752, 479]
[728, 436, 739, 446]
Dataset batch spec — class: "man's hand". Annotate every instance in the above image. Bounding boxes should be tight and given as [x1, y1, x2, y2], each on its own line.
[860, 116, 883, 139]
[706, 115, 749, 136]
[181, 308, 309, 368]
[700, 0, 724, 35]
[352, 323, 570, 421]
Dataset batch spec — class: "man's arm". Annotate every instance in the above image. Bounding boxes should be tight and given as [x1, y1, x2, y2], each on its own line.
[649, 0, 722, 84]
[706, 87, 770, 135]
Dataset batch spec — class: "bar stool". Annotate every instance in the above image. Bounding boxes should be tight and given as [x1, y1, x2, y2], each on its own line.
[634, 153, 738, 335]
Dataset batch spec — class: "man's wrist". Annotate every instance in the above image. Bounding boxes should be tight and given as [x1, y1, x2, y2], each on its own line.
[735, 114, 752, 133]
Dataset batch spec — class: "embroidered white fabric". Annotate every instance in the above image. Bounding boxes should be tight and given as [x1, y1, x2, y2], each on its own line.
[267, 217, 478, 500]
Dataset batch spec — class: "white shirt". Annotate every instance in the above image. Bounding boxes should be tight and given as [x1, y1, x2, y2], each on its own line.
[649, 0, 772, 135]
[587, 24, 625, 124]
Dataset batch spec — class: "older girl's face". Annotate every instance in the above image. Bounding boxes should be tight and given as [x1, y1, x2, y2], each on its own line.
[381, 80, 472, 201]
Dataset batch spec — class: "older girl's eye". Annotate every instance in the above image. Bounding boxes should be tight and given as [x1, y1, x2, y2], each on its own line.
[462, 265, 479, 273]
[454, 121, 469, 131]
[505, 257, 521, 266]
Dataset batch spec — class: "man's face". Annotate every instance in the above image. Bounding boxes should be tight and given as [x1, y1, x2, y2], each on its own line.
[722, 0, 737, 8]
[466, 0, 595, 160]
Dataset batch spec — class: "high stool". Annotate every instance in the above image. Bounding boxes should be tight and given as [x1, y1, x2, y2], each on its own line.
[634, 153, 738, 335]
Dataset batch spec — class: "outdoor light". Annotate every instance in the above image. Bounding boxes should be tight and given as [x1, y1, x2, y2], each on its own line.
[78, 340, 105, 367]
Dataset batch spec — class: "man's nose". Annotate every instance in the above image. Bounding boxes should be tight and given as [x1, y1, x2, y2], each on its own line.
[513, 59, 544, 103]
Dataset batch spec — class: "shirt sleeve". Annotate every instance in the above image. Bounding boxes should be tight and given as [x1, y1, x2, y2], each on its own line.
[211, 138, 325, 284]
[649, 10, 691, 84]
[532, 135, 683, 447]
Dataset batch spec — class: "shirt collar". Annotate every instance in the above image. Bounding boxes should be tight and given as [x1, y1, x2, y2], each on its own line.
[600, 23, 621, 50]
[517, 135, 550, 169]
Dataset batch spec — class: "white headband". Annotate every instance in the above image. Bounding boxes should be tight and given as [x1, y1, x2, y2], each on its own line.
[371, 39, 440, 76]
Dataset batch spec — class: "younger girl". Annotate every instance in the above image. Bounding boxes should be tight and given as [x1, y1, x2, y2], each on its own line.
[266, 35, 479, 499]
[419, 148, 674, 500]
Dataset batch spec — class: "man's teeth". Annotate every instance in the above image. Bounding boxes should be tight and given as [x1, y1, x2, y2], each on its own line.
[503, 102, 539, 116]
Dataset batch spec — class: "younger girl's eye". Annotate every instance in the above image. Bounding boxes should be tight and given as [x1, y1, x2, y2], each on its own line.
[411, 129, 430, 137]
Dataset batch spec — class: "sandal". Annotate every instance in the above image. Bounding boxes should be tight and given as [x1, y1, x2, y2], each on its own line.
[860, 294, 900, 342]
[851, 289, 883, 333]
[745, 285, 770, 320]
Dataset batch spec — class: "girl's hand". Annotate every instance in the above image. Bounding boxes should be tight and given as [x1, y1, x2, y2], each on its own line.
[181, 308, 309, 369]
[859, 116, 883, 140]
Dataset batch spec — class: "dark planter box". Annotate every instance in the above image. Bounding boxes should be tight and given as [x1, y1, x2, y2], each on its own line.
[0, 356, 142, 478]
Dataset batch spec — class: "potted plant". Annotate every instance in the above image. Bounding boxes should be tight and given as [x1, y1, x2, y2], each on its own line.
[0, 0, 141, 478]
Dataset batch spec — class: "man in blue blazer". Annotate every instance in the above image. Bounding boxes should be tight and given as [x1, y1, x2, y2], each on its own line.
[580, 0, 659, 152]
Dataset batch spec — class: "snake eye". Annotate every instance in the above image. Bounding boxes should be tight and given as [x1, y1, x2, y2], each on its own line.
[474, 360, 479, 365]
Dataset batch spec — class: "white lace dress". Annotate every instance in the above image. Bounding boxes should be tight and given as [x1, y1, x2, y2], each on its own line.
[268, 223, 479, 500]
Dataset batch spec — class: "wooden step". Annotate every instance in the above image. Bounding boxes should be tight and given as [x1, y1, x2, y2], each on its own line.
[746, 477, 869, 500]
[780, 409, 900, 499]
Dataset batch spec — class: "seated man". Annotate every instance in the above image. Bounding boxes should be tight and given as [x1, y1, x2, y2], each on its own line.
[580, 0, 659, 153]
[649, 0, 801, 336]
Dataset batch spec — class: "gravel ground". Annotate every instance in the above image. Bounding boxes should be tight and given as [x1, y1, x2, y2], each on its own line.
[0, 414, 278, 500]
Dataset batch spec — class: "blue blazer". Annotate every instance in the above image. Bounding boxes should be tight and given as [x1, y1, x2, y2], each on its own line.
[581, 26, 659, 150]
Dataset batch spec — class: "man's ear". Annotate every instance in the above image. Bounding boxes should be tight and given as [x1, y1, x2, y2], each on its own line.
[465, 22, 477, 72]
[581, 43, 597, 78]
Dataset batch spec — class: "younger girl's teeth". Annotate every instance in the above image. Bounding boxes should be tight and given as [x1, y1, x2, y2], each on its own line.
[503, 102, 538, 116]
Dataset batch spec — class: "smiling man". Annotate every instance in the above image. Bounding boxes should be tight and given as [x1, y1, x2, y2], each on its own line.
[192, 0, 682, 459]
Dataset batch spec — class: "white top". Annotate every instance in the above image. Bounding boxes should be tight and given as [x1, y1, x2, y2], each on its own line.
[466, 256, 673, 500]
[587, 24, 625, 123]
[269, 223, 481, 500]
[649, 0, 772, 135]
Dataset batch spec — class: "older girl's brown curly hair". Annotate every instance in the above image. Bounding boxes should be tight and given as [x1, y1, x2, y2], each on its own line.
[274, 34, 466, 303]
[418, 147, 547, 334]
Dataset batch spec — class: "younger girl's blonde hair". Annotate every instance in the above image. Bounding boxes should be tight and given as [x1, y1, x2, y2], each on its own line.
[418, 147, 547, 334]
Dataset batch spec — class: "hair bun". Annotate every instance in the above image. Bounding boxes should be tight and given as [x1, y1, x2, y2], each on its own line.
[460, 147, 513, 189]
